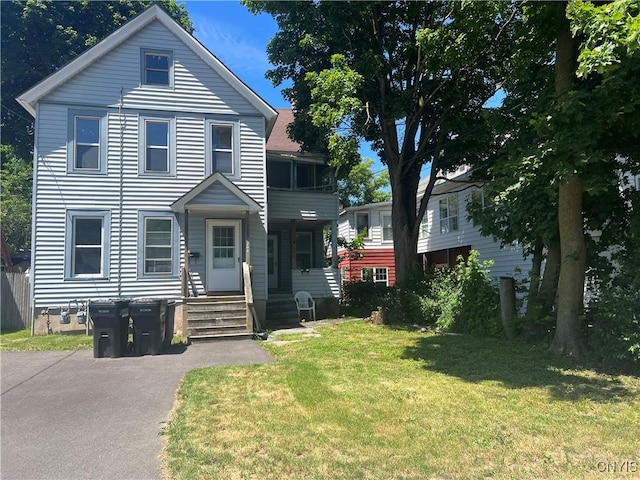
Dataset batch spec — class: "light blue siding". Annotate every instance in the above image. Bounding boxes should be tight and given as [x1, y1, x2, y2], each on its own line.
[30, 19, 269, 308]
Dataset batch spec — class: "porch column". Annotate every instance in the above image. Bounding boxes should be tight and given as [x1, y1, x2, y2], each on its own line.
[331, 218, 338, 268]
[245, 210, 251, 264]
[290, 219, 297, 269]
[182, 208, 190, 297]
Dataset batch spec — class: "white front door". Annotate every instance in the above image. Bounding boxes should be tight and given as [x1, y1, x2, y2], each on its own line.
[206, 219, 241, 292]
[267, 235, 278, 289]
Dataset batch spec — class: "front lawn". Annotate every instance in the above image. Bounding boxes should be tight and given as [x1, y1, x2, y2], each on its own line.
[162, 320, 639, 479]
[0, 329, 93, 351]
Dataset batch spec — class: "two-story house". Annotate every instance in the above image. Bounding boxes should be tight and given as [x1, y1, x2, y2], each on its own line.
[17, 6, 340, 338]
[417, 166, 532, 281]
[337, 201, 396, 286]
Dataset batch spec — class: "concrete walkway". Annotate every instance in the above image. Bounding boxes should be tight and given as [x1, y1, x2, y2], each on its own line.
[0, 340, 273, 480]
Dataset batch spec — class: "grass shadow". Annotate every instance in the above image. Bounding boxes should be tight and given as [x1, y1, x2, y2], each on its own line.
[402, 333, 638, 403]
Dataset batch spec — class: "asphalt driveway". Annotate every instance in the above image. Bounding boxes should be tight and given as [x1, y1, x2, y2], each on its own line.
[0, 340, 273, 480]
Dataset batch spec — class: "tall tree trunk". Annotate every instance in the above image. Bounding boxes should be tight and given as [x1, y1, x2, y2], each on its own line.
[525, 236, 544, 319]
[549, 14, 587, 357]
[550, 174, 586, 356]
[389, 157, 421, 285]
[538, 242, 561, 317]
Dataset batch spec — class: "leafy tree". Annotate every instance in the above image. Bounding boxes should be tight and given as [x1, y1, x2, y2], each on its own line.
[1, 146, 32, 254]
[245, 0, 519, 284]
[338, 158, 389, 208]
[470, 0, 639, 357]
[0, 0, 192, 254]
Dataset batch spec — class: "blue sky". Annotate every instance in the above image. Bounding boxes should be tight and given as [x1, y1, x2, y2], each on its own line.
[184, 1, 384, 174]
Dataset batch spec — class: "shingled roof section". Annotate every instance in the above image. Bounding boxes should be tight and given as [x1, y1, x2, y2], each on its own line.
[266, 108, 301, 153]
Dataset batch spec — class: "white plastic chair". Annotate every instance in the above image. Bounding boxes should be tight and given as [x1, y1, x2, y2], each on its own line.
[294, 291, 316, 322]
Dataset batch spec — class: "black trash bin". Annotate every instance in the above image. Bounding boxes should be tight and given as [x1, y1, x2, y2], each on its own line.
[163, 301, 176, 349]
[89, 299, 130, 358]
[130, 298, 166, 355]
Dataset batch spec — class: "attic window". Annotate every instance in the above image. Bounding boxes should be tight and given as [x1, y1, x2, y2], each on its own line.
[142, 49, 172, 87]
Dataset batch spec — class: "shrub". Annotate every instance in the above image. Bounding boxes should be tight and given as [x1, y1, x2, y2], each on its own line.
[435, 251, 502, 337]
[341, 281, 391, 316]
[584, 193, 640, 368]
[381, 251, 502, 337]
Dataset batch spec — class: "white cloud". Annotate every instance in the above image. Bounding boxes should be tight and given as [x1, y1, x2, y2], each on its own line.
[191, 15, 271, 75]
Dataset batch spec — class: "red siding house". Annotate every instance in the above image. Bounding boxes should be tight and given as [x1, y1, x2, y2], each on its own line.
[337, 202, 396, 286]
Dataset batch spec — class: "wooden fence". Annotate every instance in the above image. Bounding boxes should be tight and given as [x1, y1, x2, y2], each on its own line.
[1, 271, 31, 331]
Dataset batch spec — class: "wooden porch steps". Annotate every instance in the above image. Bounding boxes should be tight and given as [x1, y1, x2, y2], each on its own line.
[186, 295, 252, 340]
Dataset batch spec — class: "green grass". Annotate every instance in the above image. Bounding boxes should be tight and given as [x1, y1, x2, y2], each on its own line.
[0, 329, 187, 351]
[162, 320, 640, 479]
[0, 329, 93, 351]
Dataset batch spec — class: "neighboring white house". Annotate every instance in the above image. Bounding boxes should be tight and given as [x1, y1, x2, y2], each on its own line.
[17, 5, 339, 337]
[417, 166, 533, 282]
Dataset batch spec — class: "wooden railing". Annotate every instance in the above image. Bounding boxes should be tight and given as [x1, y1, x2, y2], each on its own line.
[242, 262, 258, 333]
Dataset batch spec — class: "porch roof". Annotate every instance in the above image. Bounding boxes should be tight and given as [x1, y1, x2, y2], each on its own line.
[171, 172, 262, 213]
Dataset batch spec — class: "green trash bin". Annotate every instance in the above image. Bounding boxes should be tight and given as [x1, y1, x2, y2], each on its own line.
[130, 298, 166, 355]
[89, 299, 130, 358]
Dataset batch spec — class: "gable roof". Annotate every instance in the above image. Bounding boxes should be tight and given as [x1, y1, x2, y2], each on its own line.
[170, 172, 262, 213]
[16, 5, 277, 132]
[266, 109, 300, 153]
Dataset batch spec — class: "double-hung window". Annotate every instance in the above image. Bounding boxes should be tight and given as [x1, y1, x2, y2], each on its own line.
[141, 49, 173, 87]
[139, 117, 175, 176]
[355, 212, 370, 238]
[67, 109, 107, 174]
[362, 267, 388, 285]
[207, 120, 239, 178]
[471, 187, 495, 210]
[138, 212, 177, 277]
[381, 213, 393, 242]
[66, 210, 110, 279]
[296, 231, 313, 269]
[439, 194, 459, 234]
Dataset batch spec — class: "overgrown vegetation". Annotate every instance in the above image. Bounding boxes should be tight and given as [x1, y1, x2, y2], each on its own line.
[585, 195, 640, 368]
[344, 250, 502, 338]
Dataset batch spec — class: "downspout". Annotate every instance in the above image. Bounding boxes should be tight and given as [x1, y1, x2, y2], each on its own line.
[117, 89, 125, 297]
[30, 103, 40, 337]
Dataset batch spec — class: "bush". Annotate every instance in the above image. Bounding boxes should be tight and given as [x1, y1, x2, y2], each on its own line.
[434, 251, 502, 337]
[341, 281, 392, 316]
[586, 290, 639, 368]
[381, 251, 502, 337]
[584, 193, 640, 368]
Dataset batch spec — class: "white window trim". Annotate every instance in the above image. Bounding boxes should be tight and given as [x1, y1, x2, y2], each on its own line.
[205, 119, 240, 179]
[439, 193, 459, 234]
[381, 212, 393, 242]
[361, 267, 389, 286]
[354, 212, 370, 239]
[138, 116, 176, 177]
[140, 48, 174, 88]
[64, 210, 110, 280]
[419, 212, 429, 239]
[137, 211, 179, 279]
[67, 109, 108, 175]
